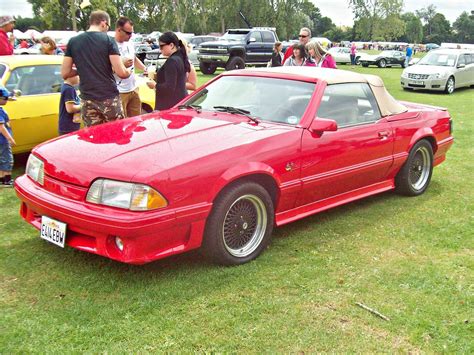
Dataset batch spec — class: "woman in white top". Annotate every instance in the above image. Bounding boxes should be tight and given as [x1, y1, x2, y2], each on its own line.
[283, 43, 307, 66]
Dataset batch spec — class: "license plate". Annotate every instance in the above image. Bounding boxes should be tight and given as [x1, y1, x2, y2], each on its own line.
[40, 216, 67, 248]
[409, 80, 424, 85]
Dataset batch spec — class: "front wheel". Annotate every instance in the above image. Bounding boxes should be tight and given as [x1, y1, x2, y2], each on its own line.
[395, 140, 433, 196]
[202, 182, 274, 265]
[445, 76, 455, 94]
[199, 62, 217, 75]
[225, 56, 245, 71]
[378, 59, 386, 68]
[355, 56, 361, 65]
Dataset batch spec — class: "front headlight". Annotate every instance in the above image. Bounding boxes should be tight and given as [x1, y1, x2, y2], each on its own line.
[86, 179, 168, 211]
[26, 154, 44, 185]
[401, 71, 409, 78]
[431, 73, 443, 79]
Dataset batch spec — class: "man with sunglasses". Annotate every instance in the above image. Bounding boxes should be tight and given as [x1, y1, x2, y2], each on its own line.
[62, 11, 131, 127]
[114, 16, 146, 118]
[282, 27, 311, 65]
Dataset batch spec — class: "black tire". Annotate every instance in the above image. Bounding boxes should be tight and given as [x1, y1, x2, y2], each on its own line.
[202, 182, 274, 265]
[401, 61, 406, 68]
[378, 59, 386, 68]
[362, 63, 369, 67]
[444, 76, 455, 94]
[395, 140, 434, 196]
[141, 104, 153, 114]
[225, 56, 245, 71]
[355, 56, 361, 65]
[199, 62, 217, 75]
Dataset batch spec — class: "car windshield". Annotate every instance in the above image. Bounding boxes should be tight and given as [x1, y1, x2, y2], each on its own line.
[417, 52, 457, 67]
[185, 76, 315, 125]
[222, 31, 248, 42]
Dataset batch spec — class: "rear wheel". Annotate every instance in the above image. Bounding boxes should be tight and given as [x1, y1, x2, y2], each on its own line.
[395, 140, 433, 196]
[444, 76, 455, 94]
[225, 56, 245, 71]
[202, 182, 274, 265]
[199, 62, 217, 75]
[378, 59, 386, 68]
[362, 63, 369, 67]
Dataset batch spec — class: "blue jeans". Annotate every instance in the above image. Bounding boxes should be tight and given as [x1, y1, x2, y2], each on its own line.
[0, 143, 13, 172]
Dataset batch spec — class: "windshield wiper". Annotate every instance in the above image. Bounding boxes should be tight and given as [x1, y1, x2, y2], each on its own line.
[213, 106, 259, 124]
[178, 104, 202, 113]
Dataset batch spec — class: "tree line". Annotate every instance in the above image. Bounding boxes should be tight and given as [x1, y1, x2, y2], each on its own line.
[14, 0, 474, 44]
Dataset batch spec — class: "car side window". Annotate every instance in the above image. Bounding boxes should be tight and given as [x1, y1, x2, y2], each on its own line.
[316, 83, 381, 127]
[249, 32, 263, 42]
[457, 55, 466, 66]
[0, 64, 6, 78]
[261, 31, 274, 43]
[6, 65, 62, 96]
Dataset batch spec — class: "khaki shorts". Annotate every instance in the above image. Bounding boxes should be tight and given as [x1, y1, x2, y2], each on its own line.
[120, 88, 141, 118]
[81, 95, 125, 127]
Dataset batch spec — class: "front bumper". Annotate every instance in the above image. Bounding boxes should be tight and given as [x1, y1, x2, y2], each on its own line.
[400, 77, 447, 91]
[14, 175, 211, 264]
[197, 54, 229, 65]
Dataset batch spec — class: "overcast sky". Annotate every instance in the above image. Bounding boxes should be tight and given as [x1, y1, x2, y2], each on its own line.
[0, 0, 469, 26]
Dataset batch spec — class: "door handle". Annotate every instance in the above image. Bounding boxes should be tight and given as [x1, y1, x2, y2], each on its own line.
[378, 131, 390, 139]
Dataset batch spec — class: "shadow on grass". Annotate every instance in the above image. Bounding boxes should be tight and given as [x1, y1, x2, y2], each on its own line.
[5, 178, 448, 290]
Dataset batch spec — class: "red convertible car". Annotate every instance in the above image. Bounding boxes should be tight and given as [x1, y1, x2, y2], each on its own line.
[15, 67, 454, 265]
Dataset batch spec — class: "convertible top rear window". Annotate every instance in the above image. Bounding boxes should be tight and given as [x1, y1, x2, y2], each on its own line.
[186, 76, 316, 125]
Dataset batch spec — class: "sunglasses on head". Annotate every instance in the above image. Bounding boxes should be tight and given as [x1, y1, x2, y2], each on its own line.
[121, 28, 133, 36]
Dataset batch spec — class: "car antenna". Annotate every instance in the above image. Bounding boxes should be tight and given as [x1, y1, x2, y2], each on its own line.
[239, 10, 252, 28]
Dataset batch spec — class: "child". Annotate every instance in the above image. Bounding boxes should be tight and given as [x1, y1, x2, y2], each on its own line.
[0, 87, 15, 187]
[58, 75, 81, 135]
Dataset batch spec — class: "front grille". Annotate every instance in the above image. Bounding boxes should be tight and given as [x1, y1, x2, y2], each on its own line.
[408, 73, 429, 80]
[199, 48, 227, 54]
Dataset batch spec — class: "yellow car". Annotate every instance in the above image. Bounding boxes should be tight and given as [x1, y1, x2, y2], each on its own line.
[0, 55, 155, 154]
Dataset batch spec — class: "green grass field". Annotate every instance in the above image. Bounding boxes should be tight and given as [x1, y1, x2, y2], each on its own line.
[1, 66, 473, 352]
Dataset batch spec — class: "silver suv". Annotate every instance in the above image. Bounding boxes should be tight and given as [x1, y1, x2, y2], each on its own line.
[401, 49, 474, 94]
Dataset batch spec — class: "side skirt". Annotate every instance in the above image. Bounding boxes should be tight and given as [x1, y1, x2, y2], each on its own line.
[275, 180, 395, 226]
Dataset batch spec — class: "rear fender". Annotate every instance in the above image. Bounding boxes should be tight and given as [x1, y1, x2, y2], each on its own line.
[408, 127, 437, 153]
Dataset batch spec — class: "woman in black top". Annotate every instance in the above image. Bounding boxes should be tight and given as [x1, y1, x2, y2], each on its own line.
[147, 32, 190, 110]
[271, 42, 283, 67]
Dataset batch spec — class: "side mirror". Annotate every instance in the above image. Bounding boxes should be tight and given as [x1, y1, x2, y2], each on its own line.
[248, 38, 256, 44]
[309, 118, 338, 135]
[457, 63, 466, 69]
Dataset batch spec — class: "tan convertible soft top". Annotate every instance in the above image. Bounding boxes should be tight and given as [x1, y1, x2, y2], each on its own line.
[242, 67, 408, 117]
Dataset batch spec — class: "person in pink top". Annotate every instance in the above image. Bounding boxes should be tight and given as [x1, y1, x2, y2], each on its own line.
[350, 42, 357, 67]
[305, 41, 337, 69]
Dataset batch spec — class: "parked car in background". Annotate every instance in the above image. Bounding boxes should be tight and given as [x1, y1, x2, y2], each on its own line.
[188, 35, 220, 66]
[425, 43, 440, 51]
[401, 49, 474, 94]
[359, 50, 406, 68]
[198, 27, 278, 74]
[328, 47, 360, 65]
[14, 44, 41, 55]
[135, 43, 152, 63]
[14, 67, 453, 266]
[0, 55, 155, 154]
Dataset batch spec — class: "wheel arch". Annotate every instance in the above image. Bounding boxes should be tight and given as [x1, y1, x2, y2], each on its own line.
[408, 129, 438, 154]
[210, 165, 281, 209]
[228, 48, 245, 59]
[141, 102, 153, 113]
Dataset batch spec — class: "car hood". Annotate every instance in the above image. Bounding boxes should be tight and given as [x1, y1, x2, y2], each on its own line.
[403, 64, 453, 74]
[33, 110, 292, 187]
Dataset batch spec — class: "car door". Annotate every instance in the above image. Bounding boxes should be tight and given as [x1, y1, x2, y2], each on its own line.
[246, 31, 264, 63]
[296, 83, 394, 206]
[455, 53, 473, 87]
[4, 64, 63, 153]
